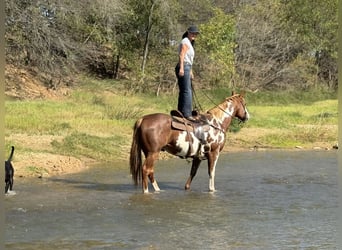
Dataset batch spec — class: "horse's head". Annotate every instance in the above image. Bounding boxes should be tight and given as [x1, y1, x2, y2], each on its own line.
[230, 91, 250, 122]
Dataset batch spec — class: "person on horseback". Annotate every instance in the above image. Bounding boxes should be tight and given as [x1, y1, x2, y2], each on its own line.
[175, 25, 200, 122]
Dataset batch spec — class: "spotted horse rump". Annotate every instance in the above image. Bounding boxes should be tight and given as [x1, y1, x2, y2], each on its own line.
[129, 91, 250, 193]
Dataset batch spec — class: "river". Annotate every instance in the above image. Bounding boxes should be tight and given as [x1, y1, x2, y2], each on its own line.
[5, 150, 337, 249]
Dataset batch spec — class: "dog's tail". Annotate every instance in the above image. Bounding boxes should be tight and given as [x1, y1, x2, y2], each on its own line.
[7, 146, 14, 162]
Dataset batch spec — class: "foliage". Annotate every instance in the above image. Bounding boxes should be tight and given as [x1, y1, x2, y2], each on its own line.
[5, 0, 338, 92]
[197, 8, 236, 87]
[235, 0, 301, 89]
[234, 0, 337, 90]
[279, 0, 337, 54]
[51, 132, 126, 161]
[279, 0, 338, 89]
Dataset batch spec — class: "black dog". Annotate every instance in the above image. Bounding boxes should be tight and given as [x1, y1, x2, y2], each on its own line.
[5, 146, 15, 193]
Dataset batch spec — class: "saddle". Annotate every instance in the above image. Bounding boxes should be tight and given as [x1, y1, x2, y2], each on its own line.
[170, 110, 210, 143]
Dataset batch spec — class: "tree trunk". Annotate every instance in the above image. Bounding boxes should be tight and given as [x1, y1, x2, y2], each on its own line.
[113, 53, 120, 79]
[141, 0, 155, 75]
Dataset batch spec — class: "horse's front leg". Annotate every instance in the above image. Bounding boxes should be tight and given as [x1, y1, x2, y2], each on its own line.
[207, 150, 219, 192]
[142, 152, 161, 193]
[185, 157, 202, 190]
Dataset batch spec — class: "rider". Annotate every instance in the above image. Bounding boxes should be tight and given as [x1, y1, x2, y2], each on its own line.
[175, 25, 200, 122]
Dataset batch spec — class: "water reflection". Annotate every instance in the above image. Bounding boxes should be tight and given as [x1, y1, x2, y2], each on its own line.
[5, 150, 337, 249]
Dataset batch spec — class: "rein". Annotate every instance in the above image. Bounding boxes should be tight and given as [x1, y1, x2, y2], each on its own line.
[191, 85, 246, 128]
[204, 94, 246, 129]
[208, 122, 225, 134]
[196, 87, 240, 118]
[207, 94, 241, 118]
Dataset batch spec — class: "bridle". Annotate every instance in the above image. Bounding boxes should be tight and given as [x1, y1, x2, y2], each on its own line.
[203, 95, 247, 132]
[209, 95, 246, 119]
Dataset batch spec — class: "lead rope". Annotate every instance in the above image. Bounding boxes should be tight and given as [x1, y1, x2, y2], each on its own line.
[191, 81, 203, 113]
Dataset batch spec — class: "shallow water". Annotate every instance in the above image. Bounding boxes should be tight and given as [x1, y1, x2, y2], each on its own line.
[5, 150, 337, 249]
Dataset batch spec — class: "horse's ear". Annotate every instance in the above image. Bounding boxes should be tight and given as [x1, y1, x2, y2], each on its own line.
[231, 90, 236, 96]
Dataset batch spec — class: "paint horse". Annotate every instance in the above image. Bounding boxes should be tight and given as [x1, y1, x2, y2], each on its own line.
[129, 92, 249, 193]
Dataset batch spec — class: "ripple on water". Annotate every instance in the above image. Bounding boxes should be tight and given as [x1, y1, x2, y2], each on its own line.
[5, 151, 337, 249]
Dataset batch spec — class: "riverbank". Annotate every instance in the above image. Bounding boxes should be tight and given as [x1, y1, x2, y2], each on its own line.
[8, 129, 338, 178]
[5, 76, 338, 178]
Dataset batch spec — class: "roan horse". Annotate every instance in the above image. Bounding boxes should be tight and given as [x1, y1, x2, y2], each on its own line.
[129, 91, 249, 193]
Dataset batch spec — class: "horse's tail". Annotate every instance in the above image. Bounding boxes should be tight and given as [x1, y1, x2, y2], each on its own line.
[129, 118, 143, 186]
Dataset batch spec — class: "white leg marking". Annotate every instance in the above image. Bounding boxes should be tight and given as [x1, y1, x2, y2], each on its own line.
[209, 159, 218, 192]
[152, 181, 161, 192]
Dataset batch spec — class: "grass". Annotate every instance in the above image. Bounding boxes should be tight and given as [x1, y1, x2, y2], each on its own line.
[51, 132, 126, 160]
[26, 166, 48, 175]
[248, 101, 338, 129]
[5, 78, 338, 163]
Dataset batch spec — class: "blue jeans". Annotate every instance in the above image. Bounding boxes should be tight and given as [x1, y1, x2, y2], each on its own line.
[175, 64, 192, 117]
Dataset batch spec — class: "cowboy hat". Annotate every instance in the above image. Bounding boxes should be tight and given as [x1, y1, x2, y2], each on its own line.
[187, 25, 200, 34]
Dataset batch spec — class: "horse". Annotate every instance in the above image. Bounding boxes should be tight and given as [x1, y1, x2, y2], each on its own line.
[129, 91, 249, 193]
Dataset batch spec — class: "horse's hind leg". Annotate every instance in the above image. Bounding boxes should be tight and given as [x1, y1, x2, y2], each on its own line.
[142, 152, 160, 193]
[185, 157, 202, 190]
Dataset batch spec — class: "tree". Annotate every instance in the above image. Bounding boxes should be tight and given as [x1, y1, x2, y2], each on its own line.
[125, 0, 179, 69]
[234, 0, 303, 89]
[234, 0, 337, 90]
[60, 0, 127, 79]
[279, 0, 338, 89]
[5, 0, 337, 93]
[115, 0, 180, 90]
[5, 0, 74, 87]
[5, 0, 127, 83]
[197, 8, 236, 87]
